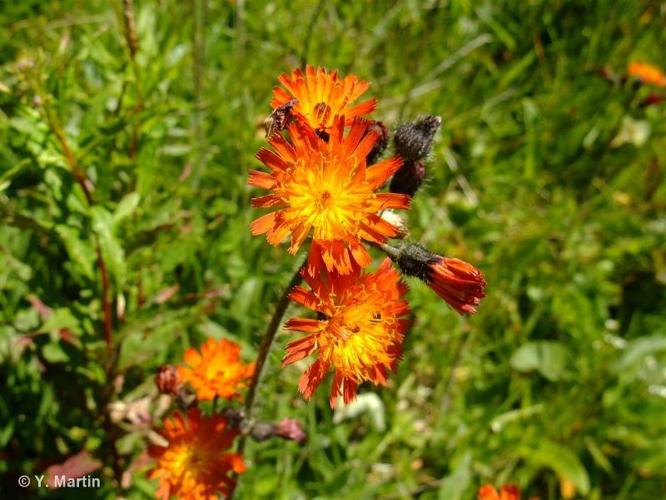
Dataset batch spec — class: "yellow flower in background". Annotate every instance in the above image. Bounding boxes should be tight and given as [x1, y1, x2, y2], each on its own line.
[477, 484, 521, 500]
[628, 61, 666, 87]
[148, 409, 245, 500]
[178, 338, 254, 401]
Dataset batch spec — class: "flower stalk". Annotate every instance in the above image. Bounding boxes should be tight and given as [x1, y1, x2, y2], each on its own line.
[243, 259, 306, 417]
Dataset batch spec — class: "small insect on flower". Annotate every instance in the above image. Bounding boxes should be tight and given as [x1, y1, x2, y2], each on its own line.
[249, 117, 410, 275]
[178, 338, 255, 402]
[477, 484, 521, 500]
[282, 258, 410, 408]
[264, 98, 298, 138]
[272, 65, 377, 133]
[628, 61, 666, 87]
[148, 409, 245, 500]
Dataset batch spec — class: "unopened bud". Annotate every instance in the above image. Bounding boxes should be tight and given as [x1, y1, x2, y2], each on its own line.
[155, 365, 181, 395]
[390, 242, 486, 315]
[220, 408, 245, 428]
[394, 115, 441, 162]
[250, 422, 275, 442]
[275, 418, 307, 444]
[365, 121, 389, 165]
[389, 160, 426, 196]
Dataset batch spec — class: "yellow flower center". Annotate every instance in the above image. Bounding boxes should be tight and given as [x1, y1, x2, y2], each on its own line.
[318, 299, 397, 382]
[280, 155, 372, 241]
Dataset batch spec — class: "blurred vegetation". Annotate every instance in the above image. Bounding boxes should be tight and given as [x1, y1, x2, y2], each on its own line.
[1, 0, 665, 498]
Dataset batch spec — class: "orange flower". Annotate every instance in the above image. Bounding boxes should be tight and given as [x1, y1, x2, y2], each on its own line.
[282, 258, 410, 407]
[427, 256, 486, 315]
[148, 408, 245, 500]
[272, 65, 377, 132]
[178, 338, 254, 401]
[478, 484, 521, 500]
[249, 117, 409, 275]
[628, 61, 666, 87]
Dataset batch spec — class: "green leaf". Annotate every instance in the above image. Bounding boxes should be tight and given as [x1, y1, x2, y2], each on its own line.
[42, 342, 69, 363]
[113, 192, 140, 226]
[614, 335, 666, 373]
[510, 341, 569, 381]
[55, 225, 96, 280]
[38, 308, 81, 337]
[437, 452, 472, 500]
[521, 440, 590, 495]
[91, 206, 126, 287]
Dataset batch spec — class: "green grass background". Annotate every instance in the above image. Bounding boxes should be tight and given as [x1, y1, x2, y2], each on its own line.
[1, 0, 665, 498]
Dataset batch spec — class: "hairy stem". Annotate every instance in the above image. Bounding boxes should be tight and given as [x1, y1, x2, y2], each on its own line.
[228, 260, 305, 499]
[243, 260, 305, 417]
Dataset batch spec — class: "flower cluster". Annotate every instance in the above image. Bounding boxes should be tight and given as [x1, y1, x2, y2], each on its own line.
[148, 339, 255, 499]
[148, 408, 245, 500]
[178, 338, 255, 401]
[250, 65, 487, 407]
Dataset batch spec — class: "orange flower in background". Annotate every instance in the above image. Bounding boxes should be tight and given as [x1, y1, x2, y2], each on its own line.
[148, 409, 245, 500]
[272, 65, 377, 132]
[478, 484, 521, 500]
[282, 258, 410, 407]
[427, 256, 486, 315]
[628, 61, 666, 87]
[249, 117, 409, 275]
[178, 338, 254, 401]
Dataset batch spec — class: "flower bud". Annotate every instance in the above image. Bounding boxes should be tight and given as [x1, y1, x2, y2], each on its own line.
[275, 418, 307, 444]
[365, 121, 389, 165]
[393, 115, 441, 162]
[390, 242, 486, 315]
[389, 160, 426, 196]
[155, 365, 181, 395]
[249, 422, 275, 442]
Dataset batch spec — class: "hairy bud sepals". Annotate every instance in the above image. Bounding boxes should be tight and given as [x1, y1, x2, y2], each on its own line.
[389, 242, 486, 315]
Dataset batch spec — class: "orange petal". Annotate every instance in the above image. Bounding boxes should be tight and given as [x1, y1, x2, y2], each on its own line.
[250, 212, 277, 236]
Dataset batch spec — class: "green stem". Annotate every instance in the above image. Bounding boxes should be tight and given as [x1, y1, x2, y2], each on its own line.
[243, 259, 305, 417]
[229, 259, 304, 500]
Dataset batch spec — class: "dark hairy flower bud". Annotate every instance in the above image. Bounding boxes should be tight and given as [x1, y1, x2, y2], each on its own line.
[393, 115, 442, 162]
[389, 242, 486, 315]
[389, 160, 426, 196]
[220, 408, 245, 428]
[365, 121, 389, 165]
[155, 365, 180, 395]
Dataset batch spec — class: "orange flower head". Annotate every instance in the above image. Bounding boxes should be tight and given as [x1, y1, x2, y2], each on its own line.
[249, 117, 409, 275]
[427, 256, 486, 315]
[628, 61, 666, 87]
[148, 408, 245, 500]
[272, 65, 377, 132]
[178, 338, 255, 401]
[478, 484, 521, 500]
[282, 258, 410, 407]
